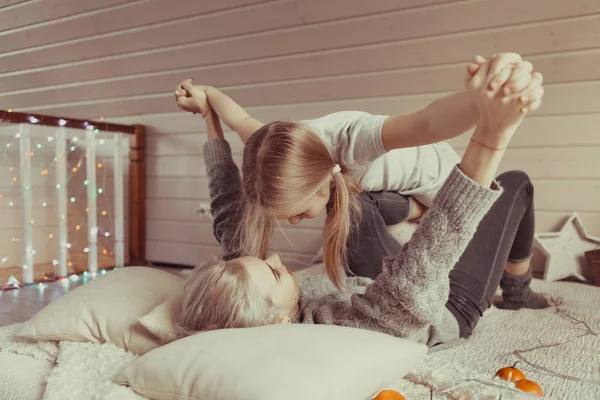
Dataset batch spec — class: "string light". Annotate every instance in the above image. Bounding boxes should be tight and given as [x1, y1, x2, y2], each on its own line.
[1, 122, 120, 284]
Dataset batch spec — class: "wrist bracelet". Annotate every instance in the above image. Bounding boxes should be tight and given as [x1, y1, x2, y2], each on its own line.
[470, 138, 506, 151]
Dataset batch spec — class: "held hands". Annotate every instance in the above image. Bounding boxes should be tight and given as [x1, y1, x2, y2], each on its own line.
[174, 79, 211, 117]
[465, 53, 544, 148]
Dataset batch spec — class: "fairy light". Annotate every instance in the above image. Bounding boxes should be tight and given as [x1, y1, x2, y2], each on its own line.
[1, 122, 120, 284]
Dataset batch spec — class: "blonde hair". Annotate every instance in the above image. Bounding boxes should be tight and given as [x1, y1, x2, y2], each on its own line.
[176, 259, 279, 335]
[241, 121, 361, 290]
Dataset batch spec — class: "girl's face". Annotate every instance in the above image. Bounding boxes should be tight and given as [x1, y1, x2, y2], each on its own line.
[284, 178, 331, 225]
[240, 253, 300, 320]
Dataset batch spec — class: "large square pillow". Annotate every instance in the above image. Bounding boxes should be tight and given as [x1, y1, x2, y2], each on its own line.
[115, 324, 427, 400]
[16, 267, 184, 355]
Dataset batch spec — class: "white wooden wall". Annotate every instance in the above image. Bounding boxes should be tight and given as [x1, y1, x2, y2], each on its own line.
[1, 0, 599, 270]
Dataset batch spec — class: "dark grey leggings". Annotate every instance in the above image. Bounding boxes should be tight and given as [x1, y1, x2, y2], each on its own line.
[343, 171, 535, 338]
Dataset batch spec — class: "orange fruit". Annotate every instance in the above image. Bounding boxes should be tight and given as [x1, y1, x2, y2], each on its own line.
[515, 379, 543, 396]
[495, 365, 526, 382]
[373, 390, 406, 400]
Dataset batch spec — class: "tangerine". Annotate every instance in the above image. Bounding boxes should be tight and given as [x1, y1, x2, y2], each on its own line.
[373, 389, 406, 400]
[495, 364, 526, 382]
[515, 379, 543, 396]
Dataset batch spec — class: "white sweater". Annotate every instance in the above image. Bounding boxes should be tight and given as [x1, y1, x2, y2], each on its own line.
[302, 111, 461, 207]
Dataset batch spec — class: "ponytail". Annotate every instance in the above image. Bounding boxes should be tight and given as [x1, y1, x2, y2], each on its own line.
[322, 169, 361, 291]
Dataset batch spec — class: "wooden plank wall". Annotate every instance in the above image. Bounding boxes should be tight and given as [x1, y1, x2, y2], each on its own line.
[1, 0, 598, 271]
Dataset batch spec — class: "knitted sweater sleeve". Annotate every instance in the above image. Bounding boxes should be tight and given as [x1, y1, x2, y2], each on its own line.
[298, 166, 502, 341]
[202, 139, 244, 261]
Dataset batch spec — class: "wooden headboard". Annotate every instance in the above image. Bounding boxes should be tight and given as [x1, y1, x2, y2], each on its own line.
[0, 109, 146, 284]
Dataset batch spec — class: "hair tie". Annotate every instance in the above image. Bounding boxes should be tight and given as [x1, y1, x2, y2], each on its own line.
[331, 164, 342, 176]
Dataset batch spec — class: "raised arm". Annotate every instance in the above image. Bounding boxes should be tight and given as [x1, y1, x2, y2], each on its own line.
[174, 79, 263, 143]
[380, 53, 541, 151]
[201, 107, 245, 260]
[301, 58, 544, 341]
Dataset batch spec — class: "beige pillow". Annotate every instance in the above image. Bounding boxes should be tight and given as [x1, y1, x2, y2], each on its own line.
[137, 294, 181, 344]
[116, 324, 427, 400]
[16, 267, 183, 355]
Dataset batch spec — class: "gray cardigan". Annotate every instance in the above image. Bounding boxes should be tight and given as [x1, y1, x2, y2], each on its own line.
[203, 139, 501, 347]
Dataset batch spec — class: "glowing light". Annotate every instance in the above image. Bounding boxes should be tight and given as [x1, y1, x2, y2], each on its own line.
[99, 139, 105, 145]
[12, 177, 16, 182]
[97, 163, 103, 168]
[101, 210, 107, 216]
[72, 137, 79, 143]
[104, 232, 111, 237]
[0, 257, 8, 264]
[70, 197, 76, 203]
[86, 125, 94, 131]
[94, 128, 99, 134]
[70, 146, 76, 151]
[67, 261, 73, 267]
[83, 180, 88, 186]
[49, 234, 53, 239]
[24, 185, 30, 191]
[84, 248, 89, 253]
[100, 116, 105, 121]
[60, 215, 65, 220]
[7, 109, 12, 113]
[72, 167, 78, 172]
[58, 119, 67, 126]
[102, 249, 107, 255]
[30, 219, 34, 225]
[66, 243, 72, 249]
[42, 202, 47, 207]
[6, 143, 10, 148]
[98, 188, 103, 194]
[47, 136, 53, 142]
[76, 225, 81, 230]
[8, 201, 14, 207]
[36, 144, 42, 149]
[29, 116, 39, 124]
[15, 133, 21, 138]
[9, 167, 13, 171]
[56, 184, 61, 189]
[57, 153, 63, 158]
[30, 151, 34, 156]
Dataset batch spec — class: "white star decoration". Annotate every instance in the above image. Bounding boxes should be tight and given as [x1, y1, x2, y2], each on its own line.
[535, 212, 600, 282]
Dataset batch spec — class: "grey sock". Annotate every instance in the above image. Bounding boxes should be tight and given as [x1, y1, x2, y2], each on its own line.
[495, 268, 550, 310]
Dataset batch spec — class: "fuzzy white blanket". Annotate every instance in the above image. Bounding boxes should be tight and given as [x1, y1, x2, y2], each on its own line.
[1, 280, 599, 400]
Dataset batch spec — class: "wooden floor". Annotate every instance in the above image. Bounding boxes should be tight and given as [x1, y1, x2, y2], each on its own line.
[0, 266, 188, 328]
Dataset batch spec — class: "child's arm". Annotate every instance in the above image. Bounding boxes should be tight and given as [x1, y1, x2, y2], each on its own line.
[380, 53, 541, 151]
[203, 86, 264, 143]
[175, 79, 263, 143]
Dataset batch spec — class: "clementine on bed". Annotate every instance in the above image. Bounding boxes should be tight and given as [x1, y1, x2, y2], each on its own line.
[373, 389, 406, 400]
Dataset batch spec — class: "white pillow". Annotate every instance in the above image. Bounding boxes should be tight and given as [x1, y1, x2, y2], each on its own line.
[16, 267, 184, 355]
[116, 324, 427, 400]
[137, 294, 181, 344]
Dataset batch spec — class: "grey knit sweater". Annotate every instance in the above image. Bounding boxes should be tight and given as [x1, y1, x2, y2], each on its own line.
[204, 139, 501, 347]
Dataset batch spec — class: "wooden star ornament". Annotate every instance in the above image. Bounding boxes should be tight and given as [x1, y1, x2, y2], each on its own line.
[534, 212, 600, 282]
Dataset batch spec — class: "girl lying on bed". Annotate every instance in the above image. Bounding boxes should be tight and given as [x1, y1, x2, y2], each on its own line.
[172, 57, 545, 347]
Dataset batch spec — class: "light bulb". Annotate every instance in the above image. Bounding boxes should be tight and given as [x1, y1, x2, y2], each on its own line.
[6, 143, 10, 148]
[52, 260, 58, 265]
[49, 234, 53, 239]
[70, 146, 76, 151]
[76, 225, 80, 230]
[47, 136, 53, 142]
[58, 119, 67, 126]
[99, 139, 105, 145]
[42, 202, 47, 207]
[98, 188, 103, 194]
[83, 248, 89, 253]
[36, 143, 41, 149]
[83, 180, 88, 186]
[72, 137, 79, 143]
[70, 197, 76, 203]
[66, 243, 72, 249]
[104, 232, 111, 237]
[29, 116, 38, 124]
[9, 201, 14, 207]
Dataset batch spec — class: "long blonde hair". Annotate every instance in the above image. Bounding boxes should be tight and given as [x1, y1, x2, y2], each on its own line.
[241, 121, 361, 290]
[176, 259, 279, 335]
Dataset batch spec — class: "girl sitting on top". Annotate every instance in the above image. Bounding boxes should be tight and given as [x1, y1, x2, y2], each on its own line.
[173, 57, 546, 346]
[175, 53, 547, 311]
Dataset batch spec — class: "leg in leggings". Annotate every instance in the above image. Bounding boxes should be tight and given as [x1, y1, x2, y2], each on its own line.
[342, 191, 411, 279]
[445, 170, 547, 339]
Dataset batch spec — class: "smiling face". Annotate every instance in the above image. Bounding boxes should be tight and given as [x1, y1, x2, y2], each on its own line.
[239, 253, 300, 320]
[283, 178, 331, 225]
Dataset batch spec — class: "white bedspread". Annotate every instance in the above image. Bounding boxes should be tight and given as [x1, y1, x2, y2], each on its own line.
[1, 279, 598, 400]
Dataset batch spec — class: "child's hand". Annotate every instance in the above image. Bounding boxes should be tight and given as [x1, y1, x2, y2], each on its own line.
[466, 58, 543, 147]
[174, 79, 210, 117]
[465, 54, 543, 115]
